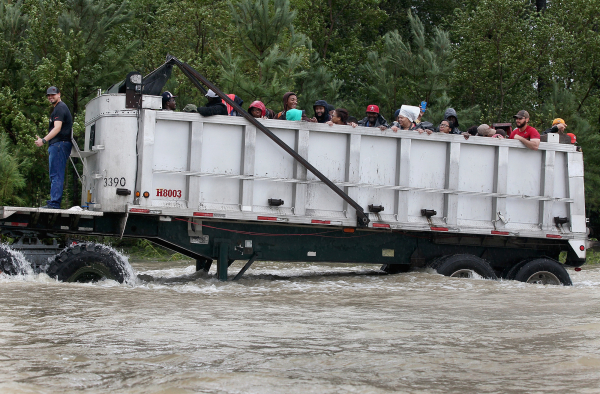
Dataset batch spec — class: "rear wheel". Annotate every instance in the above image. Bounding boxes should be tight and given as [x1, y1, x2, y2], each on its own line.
[431, 254, 497, 280]
[513, 258, 572, 286]
[502, 258, 535, 280]
[46, 243, 132, 283]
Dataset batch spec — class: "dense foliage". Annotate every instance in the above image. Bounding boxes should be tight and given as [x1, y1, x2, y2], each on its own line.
[1, 0, 599, 217]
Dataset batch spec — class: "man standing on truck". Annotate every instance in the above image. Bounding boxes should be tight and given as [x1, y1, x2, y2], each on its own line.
[510, 110, 540, 150]
[34, 86, 73, 209]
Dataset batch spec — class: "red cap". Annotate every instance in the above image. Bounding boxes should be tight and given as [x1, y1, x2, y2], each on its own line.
[366, 105, 379, 114]
[566, 132, 576, 143]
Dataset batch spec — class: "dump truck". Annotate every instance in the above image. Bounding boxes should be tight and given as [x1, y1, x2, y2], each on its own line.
[0, 56, 587, 285]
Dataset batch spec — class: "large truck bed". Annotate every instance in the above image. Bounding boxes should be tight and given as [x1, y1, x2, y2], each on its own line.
[78, 94, 586, 261]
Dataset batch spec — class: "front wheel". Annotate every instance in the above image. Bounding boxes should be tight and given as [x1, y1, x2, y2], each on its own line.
[431, 254, 497, 280]
[46, 243, 133, 283]
[513, 258, 572, 286]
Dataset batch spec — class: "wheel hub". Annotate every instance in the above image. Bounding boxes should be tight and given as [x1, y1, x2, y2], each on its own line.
[66, 263, 116, 283]
[525, 271, 561, 285]
[450, 269, 474, 278]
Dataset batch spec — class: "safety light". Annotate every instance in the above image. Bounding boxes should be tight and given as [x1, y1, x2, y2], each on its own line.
[135, 191, 140, 197]
[575, 267, 582, 272]
[143, 191, 150, 198]
[343, 228, 355, 233]
[580, 245, 585, 251]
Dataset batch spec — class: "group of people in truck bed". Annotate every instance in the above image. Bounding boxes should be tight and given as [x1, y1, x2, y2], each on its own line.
[161, 90, 576, 152]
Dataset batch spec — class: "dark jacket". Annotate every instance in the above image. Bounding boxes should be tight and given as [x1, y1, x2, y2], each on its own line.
[442, 108, 462, 134]
[197, 98, 228, 116]
[313, 99, 331, 123]
[358, 114, 389, 128]
[543, 125, 560, 135]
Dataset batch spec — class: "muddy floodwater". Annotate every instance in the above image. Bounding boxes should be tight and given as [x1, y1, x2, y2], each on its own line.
[1, 257, 600, 393]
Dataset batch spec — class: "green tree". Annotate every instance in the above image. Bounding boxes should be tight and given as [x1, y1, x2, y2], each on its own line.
[422, 92, 480, 130]
[57, 0, 137, 114]
[293, 0, 386, 106]
[449, 0, 540, 122]
[0, 134, 26, 206]
[216, 0, 308, 108]
[540, 0, 600, 124]
[360, 11, 455, 120]
[0, 0, 28, 89]
[123, 0, 232, 107]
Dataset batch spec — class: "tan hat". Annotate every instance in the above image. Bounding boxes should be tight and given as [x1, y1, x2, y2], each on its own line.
[513, 110, 530, 119]
[477, 124, 496, 137]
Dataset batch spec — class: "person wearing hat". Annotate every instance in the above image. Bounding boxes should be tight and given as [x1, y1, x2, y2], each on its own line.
[357, 104, 389, 130]
[34, 86, 73, 209]
[390, 105, 433, 134]
[162, 91, 177, 110]
[477, 124, 496, 137]
[543, 118, 568, 135]
[509, 110, 540, 150]
[197, 89, 228, 116]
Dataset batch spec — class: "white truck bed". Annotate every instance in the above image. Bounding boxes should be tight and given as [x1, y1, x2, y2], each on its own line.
[80, 94, 586, 258]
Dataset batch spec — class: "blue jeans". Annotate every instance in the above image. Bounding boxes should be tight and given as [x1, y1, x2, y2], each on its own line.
[47, 141, 72, 209]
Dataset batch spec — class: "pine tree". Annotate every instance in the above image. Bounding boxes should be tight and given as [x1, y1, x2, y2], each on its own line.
[57, 0, 137, 114]
[0, 134, 26, 206]
[0, 0, 28, 89]
[217, 0, 308, 109]
[361, 10, 455, 120]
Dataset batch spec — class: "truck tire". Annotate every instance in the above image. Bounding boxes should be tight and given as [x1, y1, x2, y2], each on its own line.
[427, 255, 451, 271]
[432, 254, 497, 279]
[46, 243, 131, 283]
[0, 245, 29, 276]
[502, 258, 536, 280]
[513, 258, 572, 286]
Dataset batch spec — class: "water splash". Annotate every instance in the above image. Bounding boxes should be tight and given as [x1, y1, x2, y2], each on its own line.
[0, 243, 33, 276]
[99, 244, 138, 285]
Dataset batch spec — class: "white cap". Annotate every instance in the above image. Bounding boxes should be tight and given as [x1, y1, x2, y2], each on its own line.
[205, 89, 219, 98]
[400, 105, 420, 123]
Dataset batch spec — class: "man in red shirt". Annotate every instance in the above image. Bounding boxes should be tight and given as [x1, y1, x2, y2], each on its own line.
[509, 110, 540, 150]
